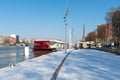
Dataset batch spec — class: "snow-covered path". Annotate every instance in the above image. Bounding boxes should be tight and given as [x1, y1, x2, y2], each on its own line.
[58, 49, 120, 80]
[0, 49, 120, 80]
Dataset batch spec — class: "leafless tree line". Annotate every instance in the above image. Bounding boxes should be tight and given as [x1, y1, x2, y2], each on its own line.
[85, 6, 120, 47]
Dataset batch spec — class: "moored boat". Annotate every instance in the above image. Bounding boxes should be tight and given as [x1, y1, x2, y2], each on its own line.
[33, 40, 56, 51]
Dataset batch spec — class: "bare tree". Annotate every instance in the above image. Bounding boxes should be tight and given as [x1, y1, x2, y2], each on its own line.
[112, 7, 120, 44]
[85, 31, 96, 41]
[105, 7, 116, 24]
[97, 24, 107, 45]
[105, 6, 120, 47]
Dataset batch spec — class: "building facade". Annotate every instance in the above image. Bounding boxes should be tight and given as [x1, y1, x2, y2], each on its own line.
[107, 24, 113, 42]
[10, 34, 19, 43]
[0, 34, 9, 46]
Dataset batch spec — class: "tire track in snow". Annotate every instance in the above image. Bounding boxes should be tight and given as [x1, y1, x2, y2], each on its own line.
[51, 50, 72, 80]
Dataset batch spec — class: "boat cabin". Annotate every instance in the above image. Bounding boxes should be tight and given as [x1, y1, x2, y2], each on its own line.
[33, 40, 53, 51]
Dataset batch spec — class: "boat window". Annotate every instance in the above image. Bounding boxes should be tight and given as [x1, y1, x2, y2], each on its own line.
[34, 42, 42, 46]
[34, 43, 40, 46]
[46, 42, 50, 45]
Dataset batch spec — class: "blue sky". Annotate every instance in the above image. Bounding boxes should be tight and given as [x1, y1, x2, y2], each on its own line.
[0, 0, 120, 43]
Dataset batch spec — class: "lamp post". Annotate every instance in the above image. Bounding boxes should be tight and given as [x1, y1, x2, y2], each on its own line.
[106, 17, 111, 48]
[95, 26, 98, 47]
[64, 0, 69, 53]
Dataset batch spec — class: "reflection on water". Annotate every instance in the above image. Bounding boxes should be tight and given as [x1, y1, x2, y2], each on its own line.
[0, 46, 51, 69]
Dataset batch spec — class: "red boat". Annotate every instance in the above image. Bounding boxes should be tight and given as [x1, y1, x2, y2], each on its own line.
[33, 40, 55, 51]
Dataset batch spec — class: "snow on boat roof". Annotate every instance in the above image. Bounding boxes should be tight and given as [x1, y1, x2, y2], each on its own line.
[34, 39, 50, 41]
[34, 39, 65, 43]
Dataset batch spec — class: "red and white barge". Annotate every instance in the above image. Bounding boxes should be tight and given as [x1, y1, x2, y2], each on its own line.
[33, 40, 56, 51]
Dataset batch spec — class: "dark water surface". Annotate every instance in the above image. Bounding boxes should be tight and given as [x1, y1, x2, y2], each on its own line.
[0, 46, 51, 68]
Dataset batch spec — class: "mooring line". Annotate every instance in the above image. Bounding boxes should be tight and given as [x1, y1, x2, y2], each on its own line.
[51, 50, 72, 80]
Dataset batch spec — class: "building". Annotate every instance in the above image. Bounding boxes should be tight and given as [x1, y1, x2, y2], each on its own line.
[9, 37, 16, 46]
[97, 24, 113, 46]
[77, 41, 95, 49]
[10, 34, 19, 43]
[0, 34, 8, 46]
[107, 24, 113, 42]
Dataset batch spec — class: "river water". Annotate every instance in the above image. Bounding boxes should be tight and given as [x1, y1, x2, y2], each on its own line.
[0, 46, 51, 69]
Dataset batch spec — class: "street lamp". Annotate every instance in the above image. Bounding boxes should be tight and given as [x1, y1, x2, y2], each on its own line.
[64, 0, 69, 53]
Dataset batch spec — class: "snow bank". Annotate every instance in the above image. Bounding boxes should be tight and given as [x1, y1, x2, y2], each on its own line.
[0, 49, 120, 80]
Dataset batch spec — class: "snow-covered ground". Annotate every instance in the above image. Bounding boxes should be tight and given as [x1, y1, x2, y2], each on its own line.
[0, 49, 120, 80]
[57, 49, 120, 80]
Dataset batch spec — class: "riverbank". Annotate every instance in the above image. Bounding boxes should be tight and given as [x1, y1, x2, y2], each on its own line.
[0, 46, 51, 68]
[0, 49, 120, 80]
